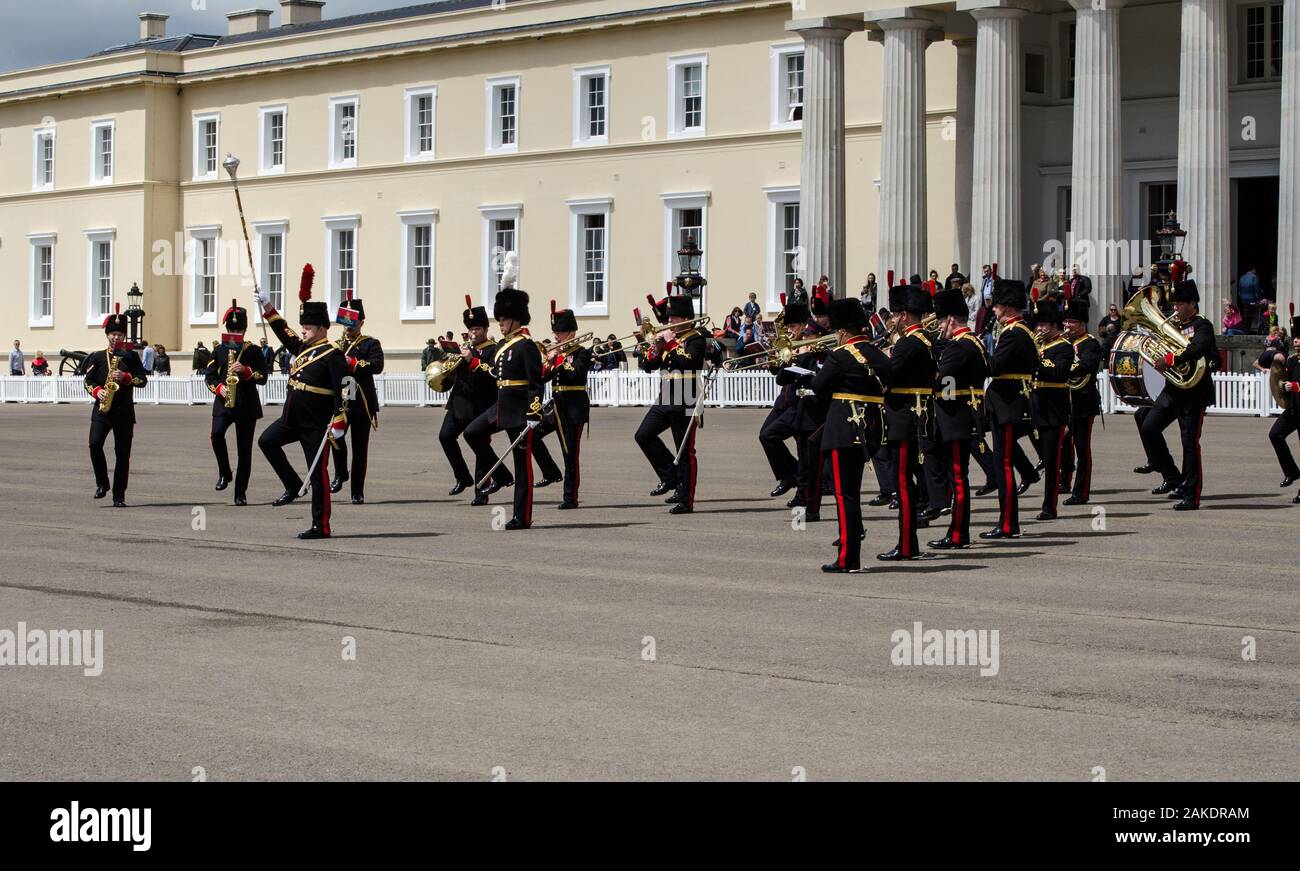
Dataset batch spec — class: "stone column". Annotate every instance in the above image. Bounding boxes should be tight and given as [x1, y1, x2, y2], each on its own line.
[1176, 0, 1230, 316]
[786, 17, 864, 297]
[962, 2, 1028, 279]
[1069, 0, 1125, 315]
[867, 12, 940, 280]
[1276, 0, 1299, 317]
[954, 38, 977, 273]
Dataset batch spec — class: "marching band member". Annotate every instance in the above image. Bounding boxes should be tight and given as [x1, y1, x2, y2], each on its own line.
[205, 300, 268, 506]
[1269, 312, 1300, 499]
[806, 298, 891, 572]
[981, 279, 1036, 539]
[82, 307, 148, 507]
[329, 293, 384, 504]
[1140, 279, 1218, 510]
[539, 301, 592, 509]
[759, 296, 812, 498]
[784, 301, 832, 521]
[635, 294, 707, 514]
[1029, 300, 1074, 521]
[1060, 298, 1103, 505]
[256, 267, 351, 539]
[868, 286, 906, 508]
[464, 279, 544, 530]
[929, 288, 987, 549]
[878, 286, 936, 561]
[441, 297, 510, 501]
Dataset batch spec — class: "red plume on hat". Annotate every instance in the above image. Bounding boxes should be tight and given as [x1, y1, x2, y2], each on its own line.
[465, 294, 474, 310]
[647, 293, 657, 308]
[780, 292, 787, 306]
[222, 298, 238, 323]
[886, 270, 895, 288]
[1063, 282, 1071, 302]
[550, 299, 558, 315]
[299, 264, 315, 302]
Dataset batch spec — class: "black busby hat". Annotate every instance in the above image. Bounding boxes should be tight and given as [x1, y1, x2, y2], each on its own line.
[222, 300, 249, 332]
[934, 288, 969, 322]
[782, 298, 810, 324]
[1064, 298, 1090, 325]
[667, 294, 695, 319]
[828, 297, 868, 332]
[1171, 279, 1200, 304]
[299, 301, 330, 327]
[338, 292, 365, 323]
[909, 274, 923, 287]
[810, 295, 828, 318]
[1035, 300, 1064, 325]
[463, 295, 489, 329]
[992, 279, 1027, 309]
[550, 299, 578, 333]
[493, 288, 531, 325]
[903, 287, 934, 316]
[103, 306, 128, 335]
[888, 284, 908, 313]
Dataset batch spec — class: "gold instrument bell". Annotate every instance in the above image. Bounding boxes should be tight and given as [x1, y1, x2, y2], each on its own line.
[1119, 287, 1207, 389]
[425, 354, 461, 393]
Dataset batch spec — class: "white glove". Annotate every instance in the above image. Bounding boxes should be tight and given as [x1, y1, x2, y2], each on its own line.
[254, 286, 270, 310]
[330, 424, 347, 441]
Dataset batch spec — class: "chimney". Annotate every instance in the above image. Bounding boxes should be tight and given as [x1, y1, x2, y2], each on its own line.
[280, 0, 325, 26]
[139, 12, 168, 41]
[228, 8, 274, 35]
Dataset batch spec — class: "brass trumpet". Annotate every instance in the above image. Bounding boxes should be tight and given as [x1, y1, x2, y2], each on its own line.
[592, 321, 653, 356]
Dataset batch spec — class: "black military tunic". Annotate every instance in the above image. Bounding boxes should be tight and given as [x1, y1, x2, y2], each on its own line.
[985, 317, 1038, 536]
[1032, 335, 1076, 516]
[441, 339, 502, 489]
[634, 329, 708, 510]
[883, 326, 936, 556]
[1060, 333, 1103, 502]
[1269, 352, 1300, 481]
[934, 329, 989, 545]
[329, 333, 385, 500]
[205, 339, 269, 501]
[1138, 315, 1218, 505]
[774, 346, 831, 517]
[83, 346, 148, 502]
[539, 345, 593, 507]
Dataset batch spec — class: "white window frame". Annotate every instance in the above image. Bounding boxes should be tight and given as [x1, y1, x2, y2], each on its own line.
[668, 53, 708, 139]
[32, 127, 56, 192]
[566, 198, 612, 317]
[572, 65, 611, 147]
[90, 119, 115, 185]
[329, 95, 359, 169]
[485, 75, 521, 155]
[27, 233, 57, 328]
[192, 112, 220, 181]
[323, 215, 361, 312]
[259, 105, 287, 175]
[770, 43, 804, 130]
[1239, 3, 1285, 83]
[763, 185, 801, 313]
[404, 85, 438, 162]
[478, 203, 522, 307]
[83, 228, 116, 326]
[659, 191, 710, 286]
[252, 220, 289, 314]
[187, 225, 221, 326]
[396, 210, 439, 320]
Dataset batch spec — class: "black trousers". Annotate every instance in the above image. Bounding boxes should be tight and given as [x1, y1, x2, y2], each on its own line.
[464, 408, 536, 524]
[1037, 424, 1065, 515]
[970, 434, 996, 486]
[635, 405, 697, 509]
[531, 425, 562, 483]
[1268, 414, 1300, 479]
[889, 438, 921, 556]
[919, 435, 951, 510]
[439, 413, 475, 486]
[330, 421, 372, 499]
[797, 428, 824, 515]
[89, 418, 133, 501]
[828, 447, 865, 569]
[464, 408, 515, 491]
[990, 422, 1025, 535]
[1134, 406, 1153, 464]
[944, 439, 973, 544]
[872, 442, 896, 498]
[212, 415, 257, 498]
[536, 411, 585, 505]
[759, 407, 798, 485]
[1140, 400, 1208, 505]
[259, 419, 331, 532]
[1059, 415, 1096, 501]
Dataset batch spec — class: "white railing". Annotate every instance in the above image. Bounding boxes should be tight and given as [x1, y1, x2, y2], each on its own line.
[0, 370, 1284, 416]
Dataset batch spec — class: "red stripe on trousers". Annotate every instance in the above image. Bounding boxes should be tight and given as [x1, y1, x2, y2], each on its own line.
[1002, 425, 1015, 533]
[896, 440, 912, 556]
[950, 441, 964, 544]
[832, 449, 848, 568]
[321, 450, 331, 535]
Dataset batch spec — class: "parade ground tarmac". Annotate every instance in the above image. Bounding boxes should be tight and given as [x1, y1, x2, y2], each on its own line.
[1, 403, 1296, 781]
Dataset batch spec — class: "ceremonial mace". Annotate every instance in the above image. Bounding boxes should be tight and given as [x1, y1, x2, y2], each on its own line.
[222, 154, 271, 344]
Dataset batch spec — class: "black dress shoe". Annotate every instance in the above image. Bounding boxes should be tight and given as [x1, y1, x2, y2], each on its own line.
[557, 501, 578, 510]
[1167, 488, 1187, 500]
[669, 503, 692, 514]
[330, 474, 347, 494]
[1034, 461, 1045, 472]
[1282, 476, 1298, 488]
[112, 499, 126, 508]
[649, 480, 676, 497]
[939, 506, 952, 516]
[1058, 478, 1072, 493]
[94, 486, 108, 499]
[928, 537, 970, 550]
[272, 491, 297, 507]
[351, 495, 364, 505]
[537, 476, 563, 488]
[804, 513, 821, 523]
[1016, 474, 1040, 495]
[664, 493, 683, 504]
[1133, 464, 1154, 474]
[1173, 499, 1199, 511]
[1035, 511, 1057, 521]
[821, 562, 858, 573]
[979, 528, 1020, 540]
[975, 482, 997, 496]
[918, 509, 943, 525]
[1293, 492, 1300, 504]
[876, 547, 918, 562]
[234, 495, 247, 507]
[471, 492, 489, 506]
[298, 527, 330, 540]
[504, 517, 529, 530]
[215, 475, 230, 492]
[484, 478, 511, 497]
[1150, 479, 1179, 496]
[448, 480, 471, 496]
[770, 479, 796, 497]
[786, 495, 806, 509]
[867, 493, 892, 507]
[888, 497, 901, 510]
[1062, 495, 1086, 506]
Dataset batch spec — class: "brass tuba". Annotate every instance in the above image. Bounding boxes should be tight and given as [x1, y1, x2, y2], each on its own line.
[425, 354, 462, 393]
[1119, 288, 1207, 389]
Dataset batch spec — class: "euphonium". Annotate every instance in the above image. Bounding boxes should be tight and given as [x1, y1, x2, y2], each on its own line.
[224, 347, 240, 409]
[99, 350, 121, 414]
[1119, 288, 1207, 389]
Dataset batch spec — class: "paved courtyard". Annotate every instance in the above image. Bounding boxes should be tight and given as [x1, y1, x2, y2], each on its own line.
[0, 403, 1296, 780]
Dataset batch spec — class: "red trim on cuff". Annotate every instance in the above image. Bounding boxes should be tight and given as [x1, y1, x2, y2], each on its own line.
[469, 358, 480, 371]
[1164, 352, 1175, 367]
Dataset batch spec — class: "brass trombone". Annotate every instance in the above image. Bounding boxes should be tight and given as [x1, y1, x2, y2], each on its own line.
[725, 333, 838, 371]
[547, 331, 595, 358]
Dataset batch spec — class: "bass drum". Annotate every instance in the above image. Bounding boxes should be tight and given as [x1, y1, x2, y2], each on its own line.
[1107, 329, 1166, 408]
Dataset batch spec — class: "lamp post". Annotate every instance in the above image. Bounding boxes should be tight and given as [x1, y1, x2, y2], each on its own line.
[1155, 211, 1187, 263]
[125, 281, 146, 349]
[674, 236, 707, 310]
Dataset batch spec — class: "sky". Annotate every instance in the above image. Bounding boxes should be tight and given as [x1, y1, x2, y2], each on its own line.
[0, 0, 410, 74]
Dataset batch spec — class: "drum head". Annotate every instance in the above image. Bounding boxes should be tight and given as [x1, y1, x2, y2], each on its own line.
[1107, 329, 1161, 408]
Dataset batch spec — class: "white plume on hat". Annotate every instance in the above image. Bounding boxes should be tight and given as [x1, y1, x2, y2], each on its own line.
[501, 251, 519, 291]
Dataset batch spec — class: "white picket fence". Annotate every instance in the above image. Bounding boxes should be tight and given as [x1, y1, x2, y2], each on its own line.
[0, 370, 1286, 416]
